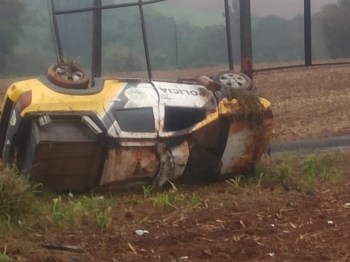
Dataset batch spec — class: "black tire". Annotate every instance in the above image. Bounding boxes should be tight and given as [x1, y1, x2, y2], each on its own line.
[214, 70, 254, 91]
[47, 64, 90, 89]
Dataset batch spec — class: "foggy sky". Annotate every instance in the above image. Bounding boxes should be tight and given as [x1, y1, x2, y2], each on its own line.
[175, 0, 336, 18]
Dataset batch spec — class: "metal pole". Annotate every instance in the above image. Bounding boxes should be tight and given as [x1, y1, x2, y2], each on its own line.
[138, 0, 153, 80]
[224, 0, 234, 71]
[240, 0, 253, 80]
[174, 22, 178, 69]
[92, 0, 102, 78]
[55, 0, 167, 15]
[129, 41, 133, 71]
[304, 0, 312, 66]
[50, 0, 64, 63]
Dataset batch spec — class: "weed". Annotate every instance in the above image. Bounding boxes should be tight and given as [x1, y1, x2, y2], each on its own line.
[52, 196, 65, 229]
[318, 154, 339, 183]
[0, 168, 42, 224]
[301, 154, 338, 186]
[187, 193, 203, 209]
[49, 194, 113, 230]
[95, 207, 112, 229]
[276, 162, 292, 183]
[226, 176, 242, 188]
[142, 185, 154, 199]
[150, 192, 184, 209]
[124, 195, 140, 206]
[0, 245, 12, 262]
[255, 164, 271, 177]
[302, 155, 320, 185]
[243, 171, 265, 188]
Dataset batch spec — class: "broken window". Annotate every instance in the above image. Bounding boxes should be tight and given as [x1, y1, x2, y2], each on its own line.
[164, 106, 206, 132]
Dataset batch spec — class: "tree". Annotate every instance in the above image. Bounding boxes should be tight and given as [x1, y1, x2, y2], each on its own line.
[318, 0, 350, 59]
[0, 0, 24, 73]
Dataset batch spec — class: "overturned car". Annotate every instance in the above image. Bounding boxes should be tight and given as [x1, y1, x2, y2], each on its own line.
[0, 0, 273, 192]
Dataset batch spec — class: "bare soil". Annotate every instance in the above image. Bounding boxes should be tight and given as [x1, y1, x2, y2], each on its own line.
[1, 65, 350, 261]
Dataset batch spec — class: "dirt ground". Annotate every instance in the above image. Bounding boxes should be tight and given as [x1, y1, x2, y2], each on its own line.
[15, 152, 350, 262]
[1, 65, 350, 261]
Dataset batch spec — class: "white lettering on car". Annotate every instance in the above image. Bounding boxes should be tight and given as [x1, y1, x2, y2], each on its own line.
[159, 87, 206, 97]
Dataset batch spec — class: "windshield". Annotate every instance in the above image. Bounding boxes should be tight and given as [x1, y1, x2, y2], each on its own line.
[50, 0, 236, 80]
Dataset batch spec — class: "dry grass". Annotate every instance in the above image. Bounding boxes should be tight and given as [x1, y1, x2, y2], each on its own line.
[255, 65, 350, 141]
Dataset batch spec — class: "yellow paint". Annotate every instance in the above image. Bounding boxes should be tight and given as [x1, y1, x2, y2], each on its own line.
[258, 97, 271, 108]
[3, 79, 123, 116]
[193, 111, 219, 131]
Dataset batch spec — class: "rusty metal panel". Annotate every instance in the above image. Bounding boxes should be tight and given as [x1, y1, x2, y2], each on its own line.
[154, 143, 174, 186]
[171, 141, 189, 180]
[221, 115, 274, 174]
[221, 125, 253, 173]
[100, 147, 159, 185]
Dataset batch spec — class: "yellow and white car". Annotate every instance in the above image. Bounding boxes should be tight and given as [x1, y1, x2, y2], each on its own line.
[0, 0, 273, 192]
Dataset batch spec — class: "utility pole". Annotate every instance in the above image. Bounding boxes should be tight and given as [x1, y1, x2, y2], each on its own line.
[240, 0, 253, 80]
[304, 0, 312, 66]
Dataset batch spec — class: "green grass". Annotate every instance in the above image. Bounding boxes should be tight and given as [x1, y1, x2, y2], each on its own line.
[146, 181, 205, 210]
[0, 168, 42, 226]
[302, 154, 339, 186]
[0, 246, 12, 262]
[49, 194, 114, 230]
[255, 152, 339, 190]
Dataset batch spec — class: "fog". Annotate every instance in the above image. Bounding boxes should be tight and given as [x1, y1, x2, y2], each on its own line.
[175, 0, 336, 18]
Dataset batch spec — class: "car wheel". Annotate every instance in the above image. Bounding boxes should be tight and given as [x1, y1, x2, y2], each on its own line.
[47, 63, 90, 89]
[214, 70, 253, 91]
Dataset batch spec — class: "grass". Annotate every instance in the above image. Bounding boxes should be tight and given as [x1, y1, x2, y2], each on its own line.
[0, 153, 339, 225]
[255, 152, 339, 190]
[49, 194, 114, 230]
[0, 168, 116, 237]
[0, 168, 42, 226]
[143, 182, 205, 210]
[222, 152, 339, 195]
[0, 151, 342, 261]
[0, 246, 12, 262]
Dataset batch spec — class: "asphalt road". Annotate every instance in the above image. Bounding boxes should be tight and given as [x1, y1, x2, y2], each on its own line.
[269, 134, 350, 155]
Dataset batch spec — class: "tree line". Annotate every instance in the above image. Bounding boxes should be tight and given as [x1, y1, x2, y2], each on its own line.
[0, 0, 348, 77]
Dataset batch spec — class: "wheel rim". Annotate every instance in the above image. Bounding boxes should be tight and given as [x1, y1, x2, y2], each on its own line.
[219, 73, 247, 88]
[55, 67, 84, 81]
